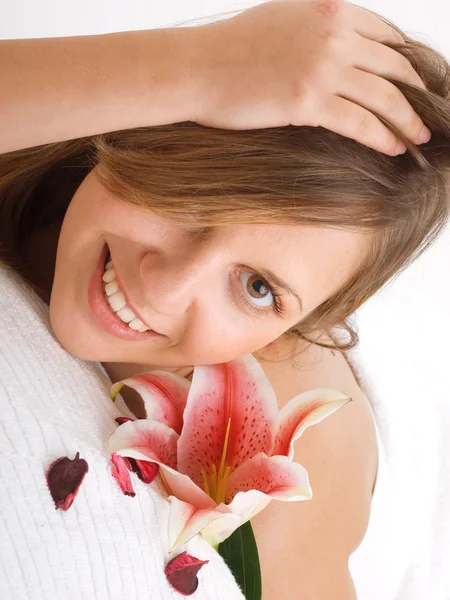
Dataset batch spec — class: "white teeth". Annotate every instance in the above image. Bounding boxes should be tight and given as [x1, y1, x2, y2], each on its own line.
[107, 292, 126, 312]
[116, 306, 136, 324]
[129, 318, 149, 332]
[102, 269, 116, 283]
[102, 256, 152, 334]
[104, 281, 119, 296]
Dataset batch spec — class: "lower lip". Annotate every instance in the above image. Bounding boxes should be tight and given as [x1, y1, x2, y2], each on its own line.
[87, 245, 161, 342]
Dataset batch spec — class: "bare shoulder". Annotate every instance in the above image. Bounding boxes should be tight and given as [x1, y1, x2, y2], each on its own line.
[250, 334, 378, 599]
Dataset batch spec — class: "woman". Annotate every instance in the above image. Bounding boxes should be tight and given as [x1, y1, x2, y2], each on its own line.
[0, 1, 449, 598]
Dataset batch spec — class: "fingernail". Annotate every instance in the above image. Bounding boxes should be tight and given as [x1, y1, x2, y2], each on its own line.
[419, 126, 432, 143]
[395, 141, 407, 155]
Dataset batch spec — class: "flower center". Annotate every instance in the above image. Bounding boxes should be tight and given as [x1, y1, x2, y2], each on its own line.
[200, 418, 232, 505]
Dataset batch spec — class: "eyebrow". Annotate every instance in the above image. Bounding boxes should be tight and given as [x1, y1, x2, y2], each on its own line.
[258, 267, 303, 313]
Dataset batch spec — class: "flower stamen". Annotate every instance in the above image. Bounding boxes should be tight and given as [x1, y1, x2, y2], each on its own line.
[216, 465, 231, 505]
[159, 469, 173, 496]
[210, 464, 217, 500]
[200, 469, 210, 496]
[218, 418, 231, 480]
[110, 382, 124, 401]
[200, 418, 233, 504]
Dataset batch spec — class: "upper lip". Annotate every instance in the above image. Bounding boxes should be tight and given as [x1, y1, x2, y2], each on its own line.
[108, 254, 161, 335]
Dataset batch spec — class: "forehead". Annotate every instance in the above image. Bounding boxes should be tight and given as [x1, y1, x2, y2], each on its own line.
[217, 223, 370, 317]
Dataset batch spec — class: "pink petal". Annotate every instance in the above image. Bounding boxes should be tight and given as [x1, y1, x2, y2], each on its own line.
[109, 420, 215, 509]
[159, 465, 217, 510]
[111, 371, 190, 434]
[198, 512, 245, 547]
[45, 452, 89, 511]
[224, 489, 272, 523]
[168, 496, 234, 550]
[177, 355, 278, 489]
[225, 452, 312, 504]
[165, 551, 209, 596]
[109, 419, 179, 470]
[273, 388, 352, 459]
[128, 458, 160, 484]
[111, 453, 135, 497]
[201, 490, 272, 546]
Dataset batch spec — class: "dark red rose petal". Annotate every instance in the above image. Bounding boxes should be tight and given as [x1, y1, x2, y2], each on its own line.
[45, 452, 89, 511]
[111, 453, 135, 497]
[165, 551, 209, 596]
[115, 416, 134, 425]
[128, 458, 160, 484]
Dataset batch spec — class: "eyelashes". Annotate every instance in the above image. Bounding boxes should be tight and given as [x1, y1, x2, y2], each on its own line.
[234, 269, 286, 318]
[268, 287, 285, 316]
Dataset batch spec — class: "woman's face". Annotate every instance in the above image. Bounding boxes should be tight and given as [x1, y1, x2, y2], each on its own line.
[49, 167, 368, 367]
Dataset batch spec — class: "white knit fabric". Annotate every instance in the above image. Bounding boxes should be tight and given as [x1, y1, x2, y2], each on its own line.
[0, 263, 245, 600]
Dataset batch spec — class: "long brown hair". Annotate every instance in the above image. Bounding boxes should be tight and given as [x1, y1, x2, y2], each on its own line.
[1, 13, 450, 354]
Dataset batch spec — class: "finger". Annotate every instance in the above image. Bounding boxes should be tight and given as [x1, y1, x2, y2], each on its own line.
[354, 34, 427, 91]
[313, 95, 407, 156]
[348, 3, 405, 45]
[336, 67, 429, 145]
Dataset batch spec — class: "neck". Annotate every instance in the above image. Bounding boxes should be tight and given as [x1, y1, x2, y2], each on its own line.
[102, 361, 194, 383]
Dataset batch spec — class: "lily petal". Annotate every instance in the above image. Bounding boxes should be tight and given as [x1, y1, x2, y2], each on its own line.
[177, 355, 278, 488]
[199, 512, 245, 547]
[222, 489, 272, 523]
[110, 371, 190, 434]
[110, 420, 215, 509]
[273, 388, 352, 459]
[226, 452, 312, 503]
[109, 419, 178, 469]
[201, 490, 272, 546]
[159, 465, 217, 510]
[168, 496, 233, 551]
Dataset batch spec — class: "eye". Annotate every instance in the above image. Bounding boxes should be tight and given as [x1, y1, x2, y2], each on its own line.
[239, 271, 274, 307]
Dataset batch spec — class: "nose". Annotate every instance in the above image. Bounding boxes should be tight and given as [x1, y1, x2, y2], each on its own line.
[139, 244, 221, 317]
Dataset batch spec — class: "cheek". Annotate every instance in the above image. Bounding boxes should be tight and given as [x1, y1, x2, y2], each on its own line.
[180, 316, 285, 365]
[48, 281, 98, 361]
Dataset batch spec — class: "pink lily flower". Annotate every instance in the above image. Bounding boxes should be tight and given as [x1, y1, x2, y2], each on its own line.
[108, 354, 351, 551]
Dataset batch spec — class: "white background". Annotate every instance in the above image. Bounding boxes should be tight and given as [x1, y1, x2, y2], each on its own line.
[1, 0, 449, 337]
[0, 0, 449, 61]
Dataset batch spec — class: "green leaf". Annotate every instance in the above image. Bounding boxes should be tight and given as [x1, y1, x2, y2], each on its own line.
[217, 521, 262, 600]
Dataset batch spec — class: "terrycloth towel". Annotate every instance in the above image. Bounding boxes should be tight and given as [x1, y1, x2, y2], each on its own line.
[0, 262, 245, 600]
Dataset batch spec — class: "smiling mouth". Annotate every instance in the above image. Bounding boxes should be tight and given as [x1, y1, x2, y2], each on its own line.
[102, 251, 151, 333]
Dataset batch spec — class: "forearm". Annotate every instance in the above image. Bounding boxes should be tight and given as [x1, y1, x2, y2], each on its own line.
[0, 27, 197, 154]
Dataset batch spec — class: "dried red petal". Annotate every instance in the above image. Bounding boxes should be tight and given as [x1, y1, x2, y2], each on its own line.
[121, 456, 134, 471]
[115, 416, 134, 425]
[165, 551, 209, 596]
[45, 452, 89, 511]
[111, 453, 135, 497]
[128, 458, 160, 484]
